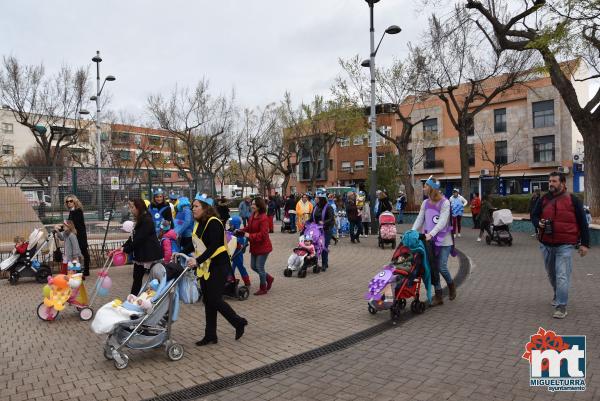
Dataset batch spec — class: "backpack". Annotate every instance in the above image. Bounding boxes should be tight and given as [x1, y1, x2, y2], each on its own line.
[149, 205, 169, 231]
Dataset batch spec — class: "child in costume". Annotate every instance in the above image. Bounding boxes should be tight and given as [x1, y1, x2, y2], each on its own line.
[228, 216, 251, 286]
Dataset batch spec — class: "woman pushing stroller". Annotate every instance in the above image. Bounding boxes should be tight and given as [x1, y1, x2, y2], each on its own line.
[305, 188, 335, 272]
[412, 176, 456, 306]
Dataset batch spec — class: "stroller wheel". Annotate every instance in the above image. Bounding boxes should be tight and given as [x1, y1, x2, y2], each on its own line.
[392, 240, 396, 248]
[79, 307, 94, 321]
[283, 268, 293, 277]
[508, 239, 513, 246]
[417, 301, 426, 314]
[113, 353, 129, 370]
[104, 344, 115, 360]
[399, 299, 407, 309]
[35, 265, 52, 283]
[167, 343, 185, 361]
[8, 273, 18, 285]
[37, 302, 59, 321]
[367, 305, 377, 315]
[237, 286, 250, 301]
[298, 269, 307, 278]
[390, 304, 402, 321]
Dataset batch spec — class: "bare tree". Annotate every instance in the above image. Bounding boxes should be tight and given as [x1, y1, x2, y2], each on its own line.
[466, 0, 600, 215]
[414, 6, 536, 195]
[280, 92, 364, 192]
[0, 56, 91, 205]
[333, 55, 430, 208]
[147, 80, 235, 195]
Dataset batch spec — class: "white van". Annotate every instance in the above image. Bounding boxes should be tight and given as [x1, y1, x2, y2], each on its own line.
[22, 191, 52, 208]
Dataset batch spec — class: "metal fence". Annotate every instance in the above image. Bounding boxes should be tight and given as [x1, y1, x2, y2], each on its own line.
[0, 166, 214, 223]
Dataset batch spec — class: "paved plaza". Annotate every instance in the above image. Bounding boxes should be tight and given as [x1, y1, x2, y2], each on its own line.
[0, 223, 597, 401]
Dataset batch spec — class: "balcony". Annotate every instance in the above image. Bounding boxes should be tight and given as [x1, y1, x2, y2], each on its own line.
[423, 160, 444, 169]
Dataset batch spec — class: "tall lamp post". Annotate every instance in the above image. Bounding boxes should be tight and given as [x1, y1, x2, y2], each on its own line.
[361, 0, 400, 231]
[80, 51, 116, 220]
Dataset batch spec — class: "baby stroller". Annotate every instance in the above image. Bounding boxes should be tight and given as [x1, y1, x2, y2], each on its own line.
[284, 223, 324, 278]
[92, 255, 192, 370]
[1, 228, 52, 285]
[486, 209, 513, 246]
[378, 211, 397, 249]
[280, 211, 294, 233]
[283, 235, 320, 278]
[337, 210, 350, 237]
[364, 239, 427, 321]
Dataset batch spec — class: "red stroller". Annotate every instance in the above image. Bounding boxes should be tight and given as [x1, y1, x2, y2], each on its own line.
[378, 211, 397, 249]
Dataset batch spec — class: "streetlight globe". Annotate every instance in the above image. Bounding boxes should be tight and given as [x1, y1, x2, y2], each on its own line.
[361, 59, 371, 68]
[92, 51, 102, 63]
[385, 25, 401, 34]
[90, 95, 98, 101]
[105, 75, 116, 81]
[79, 109, 90, 115]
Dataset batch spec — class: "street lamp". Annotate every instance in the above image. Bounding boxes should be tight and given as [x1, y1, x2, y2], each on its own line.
[362, 0, 400, 230]
[79, 50, 116, 219]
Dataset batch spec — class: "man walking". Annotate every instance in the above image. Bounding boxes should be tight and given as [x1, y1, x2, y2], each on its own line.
[532, 172, 590, 319]
[238, 196, 252, 227]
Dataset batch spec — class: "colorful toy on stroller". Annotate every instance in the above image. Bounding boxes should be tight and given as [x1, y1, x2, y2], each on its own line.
[37, 250, 126, 322]
[364, 231, 431, 321]
[91, 253, 196, 369]
[378, 211, 397, 249]
[486, 209, 513, 246]
[1, 228, 52, 285]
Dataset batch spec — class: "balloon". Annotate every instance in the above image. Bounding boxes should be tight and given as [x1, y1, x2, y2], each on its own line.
[42, 285, 51, 298]
[52, 275, 68, 290]
[100, 276, 112, 290]
[112, 251, 126, 267]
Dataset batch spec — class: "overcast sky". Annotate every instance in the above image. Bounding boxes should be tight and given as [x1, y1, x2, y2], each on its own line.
[0, 0, 436, 122]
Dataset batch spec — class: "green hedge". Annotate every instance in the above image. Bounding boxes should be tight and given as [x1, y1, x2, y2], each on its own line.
[488, 193, 584, 214]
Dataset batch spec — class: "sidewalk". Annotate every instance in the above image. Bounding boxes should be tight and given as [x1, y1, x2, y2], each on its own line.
[0, 226, 457, 401]
[200, 225, 599, 401]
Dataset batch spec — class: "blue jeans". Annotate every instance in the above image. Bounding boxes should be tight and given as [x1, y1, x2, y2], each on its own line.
[541, 244, 573, 306]
[231, 252, 249, 278]
[289, 213, 296, 232]
[433, 245, 453, 291]
[396, 209, 404, 223]
[250, 253, 269, 286]
[321, 229, 332, 269]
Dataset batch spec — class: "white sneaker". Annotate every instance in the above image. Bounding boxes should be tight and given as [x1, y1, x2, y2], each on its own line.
[457, 233, 461, 238]
[453, 234, 456, 239]
[477, 237, 481, 242]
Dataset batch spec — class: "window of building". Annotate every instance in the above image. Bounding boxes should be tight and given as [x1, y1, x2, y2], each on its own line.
[151, 152, 162, 162]
[495, 140, 508, 164]
[494, 108, 507, 132]
[329, 159, 334, 171]
[113, 132, 130, 144]
[178, 171, 187, 179]
[353, 135, 364, 145]
[163, 172, 171, 179]
[425, 147, 435, 162]
[354, 160, 365, 170]
[341, 161, 352, 172]
[423, 147, 443, 169]
[300, 161, 310, 180]
[375, 135, 387, 146]
[533, 135, 555, 162]
[150, 170, 159, 178]
[2, 145, 14, 155]
[134, 135, 142, 145]
[368, 153, 385, 167]
[148, 135, 162, 146]
[1, 123, 13, 134]
[338, 137, 350, 147]
[533, 100, 554, 128]
[119, 150, 131, 160]
[423, 118, 437, 135]
[467, 144, 475, 167]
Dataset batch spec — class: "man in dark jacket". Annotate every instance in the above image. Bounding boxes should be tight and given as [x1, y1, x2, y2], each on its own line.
[149, 188, 173, 234]
[375, 190, 393, 218]
[532, 172, 589, 319]
[284, 195, 297, 233]
[306, 188, 335, 271]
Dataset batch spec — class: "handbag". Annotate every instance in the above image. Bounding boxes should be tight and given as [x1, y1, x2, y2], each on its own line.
[52, 235, 63, 263]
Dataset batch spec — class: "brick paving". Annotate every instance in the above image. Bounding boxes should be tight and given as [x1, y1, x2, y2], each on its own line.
[199, 225, 599, 401]
[0, 224, 458, 401]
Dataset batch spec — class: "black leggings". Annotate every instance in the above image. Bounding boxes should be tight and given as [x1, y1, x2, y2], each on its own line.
[81, 246, 91, 276]
[479, 222, 492, 239]
[199, 262, 243, 339]
[131, 263, 147, 295]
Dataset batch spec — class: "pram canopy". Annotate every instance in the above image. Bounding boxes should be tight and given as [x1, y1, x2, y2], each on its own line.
[492, 209, 513, 226]
[303, 222, 325, 257]
[379, 211, 395, 225]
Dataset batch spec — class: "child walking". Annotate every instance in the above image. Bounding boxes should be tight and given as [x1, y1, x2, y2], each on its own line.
[228, 216, 251, 286]
[54, 220, 82, 275]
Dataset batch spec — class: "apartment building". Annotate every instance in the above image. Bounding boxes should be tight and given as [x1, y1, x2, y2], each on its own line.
[289, 67, 586, 198]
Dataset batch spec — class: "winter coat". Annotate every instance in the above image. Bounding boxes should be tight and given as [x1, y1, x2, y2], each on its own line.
[241, 212, 273, 255]
[149, 201, 173, 232]
[123, 211, 163, 263]
[160, 229, 178, 263]
[307, 202, 335, 232]
[68, 208, 88, 250]
[376, 198, 393, 218]
[470, 197, 481, 215]
[346, 201, 361, 223]
[174, 197, 194, 238]
[479, 200, 493, 226]
[450, 195, 467, 217]
[216, 202, 230, 223]
[56, 231, 82, 262]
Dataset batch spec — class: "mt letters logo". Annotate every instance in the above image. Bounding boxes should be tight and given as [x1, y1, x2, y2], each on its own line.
[522, 327, 586, 392]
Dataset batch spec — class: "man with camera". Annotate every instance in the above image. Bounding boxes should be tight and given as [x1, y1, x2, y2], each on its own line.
[532, 172, 590, 319]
